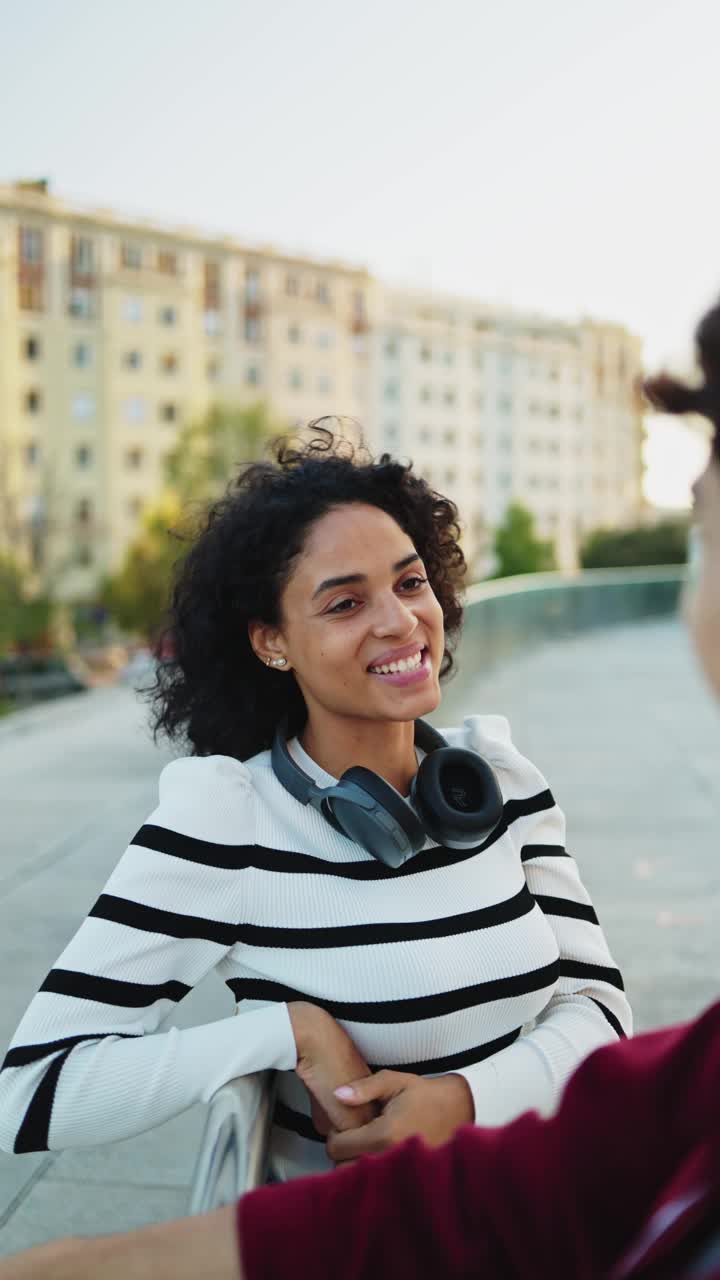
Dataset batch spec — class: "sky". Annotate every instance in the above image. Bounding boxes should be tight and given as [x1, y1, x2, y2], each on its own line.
[2, 0, 719, 507]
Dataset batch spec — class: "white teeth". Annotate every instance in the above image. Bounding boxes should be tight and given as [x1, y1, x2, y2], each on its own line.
[370, 649, 424, 675]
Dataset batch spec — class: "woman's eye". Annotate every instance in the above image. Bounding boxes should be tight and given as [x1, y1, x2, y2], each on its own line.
[399, 575, 428, 591]
[327, 597, 358, 614]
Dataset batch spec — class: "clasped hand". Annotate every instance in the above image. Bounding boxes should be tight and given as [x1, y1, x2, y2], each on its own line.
[288, 1002, 474, 1164]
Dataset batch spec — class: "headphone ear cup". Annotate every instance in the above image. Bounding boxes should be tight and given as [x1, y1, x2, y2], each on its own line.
[332, 766, 427, 867]
[412, 748, 504, 849]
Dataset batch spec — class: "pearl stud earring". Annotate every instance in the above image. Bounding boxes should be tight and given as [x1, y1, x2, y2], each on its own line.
[266, 656, 287, 668]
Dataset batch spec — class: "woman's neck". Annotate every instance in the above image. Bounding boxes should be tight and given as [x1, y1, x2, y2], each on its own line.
[299, 715, 418, 796]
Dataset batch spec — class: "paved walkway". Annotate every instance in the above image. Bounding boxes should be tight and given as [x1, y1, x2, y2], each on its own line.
[1, 618, 718, 1254]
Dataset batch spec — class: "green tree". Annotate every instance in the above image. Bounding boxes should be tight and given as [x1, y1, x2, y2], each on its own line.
[165, 401, 275, 505]
[492, 503, 557, 578]
[100, 496, 186, 638]
[580, 517, 689, 569]
[102, 402, 277, 638]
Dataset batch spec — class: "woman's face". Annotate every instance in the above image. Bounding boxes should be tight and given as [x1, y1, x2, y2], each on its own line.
[686, 455, 720, 698]
[267, 502, 446, 726]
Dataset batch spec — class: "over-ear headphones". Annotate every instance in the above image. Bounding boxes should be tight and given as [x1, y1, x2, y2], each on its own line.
[271, 720, 504, 869]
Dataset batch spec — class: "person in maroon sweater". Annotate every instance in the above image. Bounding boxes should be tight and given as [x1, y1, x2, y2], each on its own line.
[1, 305, 720, 1279]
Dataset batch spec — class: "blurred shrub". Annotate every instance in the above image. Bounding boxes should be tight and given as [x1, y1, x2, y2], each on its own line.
[580, 517, 689, 568]
[0, 554, 52, 654]
[492, 502, 557, 577]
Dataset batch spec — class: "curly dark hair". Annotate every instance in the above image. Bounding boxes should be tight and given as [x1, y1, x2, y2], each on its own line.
[150, 423, 467, 760]
[643, 297, 720, 459]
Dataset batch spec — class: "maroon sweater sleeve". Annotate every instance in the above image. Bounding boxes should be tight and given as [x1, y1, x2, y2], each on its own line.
[238, 1001, 720, 1280]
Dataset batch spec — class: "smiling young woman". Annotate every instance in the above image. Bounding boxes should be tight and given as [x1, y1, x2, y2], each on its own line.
[0, 423, 630, 1179]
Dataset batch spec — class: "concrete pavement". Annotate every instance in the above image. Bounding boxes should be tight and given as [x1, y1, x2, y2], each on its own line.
[1, 618, 719, 1254]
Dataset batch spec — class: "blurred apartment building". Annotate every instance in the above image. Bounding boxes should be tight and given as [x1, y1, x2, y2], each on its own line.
[0, 180, 643, 597]
[370, 289, 644, 574]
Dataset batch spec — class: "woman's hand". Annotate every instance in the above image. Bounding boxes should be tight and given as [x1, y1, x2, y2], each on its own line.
[325, 1069, 475, 1163]
[287, 1001, 378, 1137]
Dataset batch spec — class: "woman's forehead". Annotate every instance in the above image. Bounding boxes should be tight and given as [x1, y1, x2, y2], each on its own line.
[301, 504, 409, 558]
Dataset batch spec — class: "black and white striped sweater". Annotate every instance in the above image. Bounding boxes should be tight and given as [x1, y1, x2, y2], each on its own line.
[0, 715, 631, 1180]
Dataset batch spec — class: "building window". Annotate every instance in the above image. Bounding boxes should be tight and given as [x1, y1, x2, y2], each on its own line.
[159, 305, 177, 326]
[124, 296, 143, 323]
[157, 249, 178, 274]
[443, 389, 456, 405]
[25, 389, 42, 414]
[444, 468, 457, 485]
[419, 428, 432, 444]
[288, 324, 301, 344]
[498, 394, 513, 413]
[127, 496, 144, 518]
[125, 447, 143, 469]
[498, 433, 512, 453]
[443, 428, 457, 445]
[498, 471, 512, 489]
[204, 310, 221, 335]
[160, 402, 177, 422]
[160, 352, 178, 375]
[385, 338, 398, 357]
[75, 545, 93, 567]
[71, 235, 95, 275]
[20, 226, 43, 265]
[246, 365, 260, 385]
[23, 335, 40, 360]
[419, 344, 431, 362]
[68, 287, 95, 320]
[548, 404, 560, 418]
[124, 350, 142, 370]
[75, 444, 92, 468]
[420, 386, 431, 403]
[206, 358, 220, 381]
[122, 397, 146, 424]
[245, 268, 260, 301]
[443, 351, 454, 366]
[72, 342, 92, 368]
[245, 315, 261, 343]
[19, 280, 44, 311]
[203, 260, 221, 311]
[288, 369, 303, 390]
[472, 431, 484, 448]
[121, 242, 143, 269]
[72, 392, 96, 420]
[316, 329, 335, 348]
[286, 273, 300, 296]
[317, 374, 332, 394]
[25, 441, 39, 466]
[75, 497, 93, 525]
[316, 281, 331, 304]
[384, 380, 399, 401]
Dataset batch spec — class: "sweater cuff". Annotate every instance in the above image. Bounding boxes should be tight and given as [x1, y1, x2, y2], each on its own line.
[453, 1036, 556, 1127]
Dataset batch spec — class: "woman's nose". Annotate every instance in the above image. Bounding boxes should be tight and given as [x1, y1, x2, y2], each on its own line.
[371, 592, 418, 636]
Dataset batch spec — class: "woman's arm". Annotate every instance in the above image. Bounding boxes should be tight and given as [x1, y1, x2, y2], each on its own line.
[0, 757, 296, 1153]
[453, 747, 632, 1125]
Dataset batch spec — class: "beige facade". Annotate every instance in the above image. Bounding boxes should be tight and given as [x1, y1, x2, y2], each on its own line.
[0, 181, 371, 598]
[0, 181, 643, 599]
[369, 288, 644, 573]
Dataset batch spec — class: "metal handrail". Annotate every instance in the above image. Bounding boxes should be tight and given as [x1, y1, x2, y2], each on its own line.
[188, 1071, 276, 1215]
